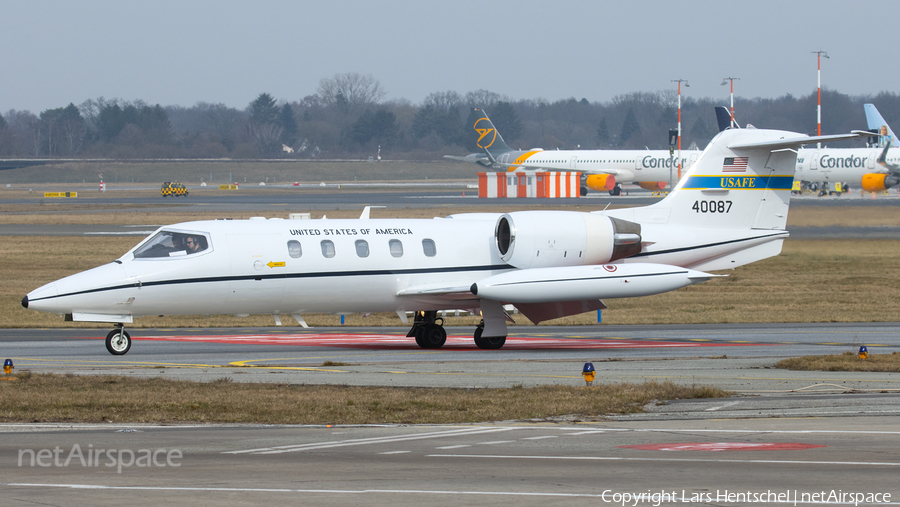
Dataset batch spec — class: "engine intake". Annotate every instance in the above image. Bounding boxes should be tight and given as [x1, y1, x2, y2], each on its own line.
[495, 211, 641, 269]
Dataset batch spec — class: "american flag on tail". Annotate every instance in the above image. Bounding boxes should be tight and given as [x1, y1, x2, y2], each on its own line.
[722, 156, 748, 172]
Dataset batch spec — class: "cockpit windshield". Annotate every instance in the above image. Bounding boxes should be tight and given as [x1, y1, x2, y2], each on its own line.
[133, 230, 210, 259]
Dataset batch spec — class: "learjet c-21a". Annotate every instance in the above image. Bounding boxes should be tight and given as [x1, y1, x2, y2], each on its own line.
[22, 127, 859, 355]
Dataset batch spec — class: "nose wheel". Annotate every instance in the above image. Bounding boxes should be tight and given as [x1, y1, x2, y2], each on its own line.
[105, 326, 132, 355]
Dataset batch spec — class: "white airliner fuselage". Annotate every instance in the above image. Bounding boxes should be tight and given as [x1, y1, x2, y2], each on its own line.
[494, 149, 702, 190]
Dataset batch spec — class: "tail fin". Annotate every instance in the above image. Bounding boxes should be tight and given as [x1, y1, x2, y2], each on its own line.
[472, 108, 514, 158]
[864, 103, 899, 147]
[644, 128, 862, 230]
[715, 106, 737, 131]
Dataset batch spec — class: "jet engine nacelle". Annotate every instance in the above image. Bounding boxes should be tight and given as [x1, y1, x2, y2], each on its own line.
[585, 174, 616, 192]
[638, 181, 667, 191]
[494, 211, 641, 269]
[861, 173, 900, 192]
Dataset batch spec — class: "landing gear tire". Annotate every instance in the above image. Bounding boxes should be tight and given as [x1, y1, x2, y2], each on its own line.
[105, 328, 131, 355]
[473, 326, 506, 350]
[415, 324, 447, 349]
[608, 185, 622, 196]
[580, 185, 589, 196]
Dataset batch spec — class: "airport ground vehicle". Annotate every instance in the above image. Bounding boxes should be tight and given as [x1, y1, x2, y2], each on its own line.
[161, 182, 189, 197]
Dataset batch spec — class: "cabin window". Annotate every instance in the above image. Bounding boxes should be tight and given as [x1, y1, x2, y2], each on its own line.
[320, 240, 335, 258]
[355, 239, 369, 258]
[389, 239, 403, 257]
[133, 230, 210, 259]
[287, 240, 302, 258]
[422, 239, 436, 257]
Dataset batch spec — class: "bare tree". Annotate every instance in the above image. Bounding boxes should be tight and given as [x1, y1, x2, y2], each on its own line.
[423, 91, 463, 113]
[317, 73, 386, 113]
[464, 89, 506, 110]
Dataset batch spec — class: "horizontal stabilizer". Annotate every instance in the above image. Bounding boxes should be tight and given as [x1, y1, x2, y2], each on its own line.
[728, 132, 864, 150]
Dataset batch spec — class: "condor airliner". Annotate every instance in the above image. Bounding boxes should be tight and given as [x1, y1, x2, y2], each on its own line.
[23, 128, 859, 355]
[718, 105, 899, 195]
[448, 109, 702, 196]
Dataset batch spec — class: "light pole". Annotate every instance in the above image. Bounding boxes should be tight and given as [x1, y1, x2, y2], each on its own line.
[720, 77, 740, 128]
[812, 50, 829, 148]
[672, 79, 688, 180]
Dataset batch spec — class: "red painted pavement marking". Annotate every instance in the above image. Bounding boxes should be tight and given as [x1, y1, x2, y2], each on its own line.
[75, 333, 764, 350]
[619, 443, 827, 452]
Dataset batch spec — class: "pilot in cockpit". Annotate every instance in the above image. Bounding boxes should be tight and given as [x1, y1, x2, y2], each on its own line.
[185, 235, 208, 254]
[172, 234, 186, 253]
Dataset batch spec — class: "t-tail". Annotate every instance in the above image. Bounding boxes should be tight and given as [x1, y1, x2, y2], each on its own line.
[651, 127, 810, 231]
[604, 127, 861, 270]
[864, 103, 899, 147]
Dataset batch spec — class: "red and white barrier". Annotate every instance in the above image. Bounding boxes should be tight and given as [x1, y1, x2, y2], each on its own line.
[478, 171, 580, 198]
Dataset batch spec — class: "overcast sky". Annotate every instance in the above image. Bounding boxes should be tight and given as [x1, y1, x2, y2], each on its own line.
[2, 0, 897, 113]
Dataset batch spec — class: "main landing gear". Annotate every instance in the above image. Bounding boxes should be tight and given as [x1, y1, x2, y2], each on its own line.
[407, 311, 508, 349]
[407, 311, 447, 349]
[105, 324, 131, 355]
[473, 322, 506, 349]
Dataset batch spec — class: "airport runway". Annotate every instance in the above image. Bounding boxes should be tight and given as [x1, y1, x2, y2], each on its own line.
[1, 417, 899, 506]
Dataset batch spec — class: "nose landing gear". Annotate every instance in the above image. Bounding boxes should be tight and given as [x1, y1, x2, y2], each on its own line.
[105, 324, 131, 355]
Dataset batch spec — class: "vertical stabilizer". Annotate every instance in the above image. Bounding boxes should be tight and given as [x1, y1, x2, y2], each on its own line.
[864, 103, 899, 147]
[635, 129, 859, 231]
[472, 108, 514, 158]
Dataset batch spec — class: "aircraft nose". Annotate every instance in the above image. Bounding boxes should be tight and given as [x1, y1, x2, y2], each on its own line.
[25, 282, 59, 313]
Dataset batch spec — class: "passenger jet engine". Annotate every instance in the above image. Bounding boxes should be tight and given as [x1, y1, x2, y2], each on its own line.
[861, 173, 900, 192]
[494, 211, 641, 269]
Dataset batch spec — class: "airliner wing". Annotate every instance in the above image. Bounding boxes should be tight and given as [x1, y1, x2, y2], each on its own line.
[443, 153, 492, 166]
[876, 143, 900, 172]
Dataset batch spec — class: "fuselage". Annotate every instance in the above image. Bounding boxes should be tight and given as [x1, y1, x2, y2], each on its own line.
[24, 217, 512, 320]
[795, 146, 892, 183]
[497, 149, 702, 184]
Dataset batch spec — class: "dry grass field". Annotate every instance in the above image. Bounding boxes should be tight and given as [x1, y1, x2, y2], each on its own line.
[776, 351, 900, 372]
[0, 373, 725, 424]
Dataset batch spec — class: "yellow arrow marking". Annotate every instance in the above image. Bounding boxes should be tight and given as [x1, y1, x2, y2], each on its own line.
[267, 261, 285, 268]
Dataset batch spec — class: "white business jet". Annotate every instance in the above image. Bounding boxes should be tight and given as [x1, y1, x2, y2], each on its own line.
[23, 127, 858, 355]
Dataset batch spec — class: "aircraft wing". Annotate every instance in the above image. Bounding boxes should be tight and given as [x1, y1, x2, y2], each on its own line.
[395, 284, 481, 307]
[442, 153, 493, 167]
[876, 143, 900, 173]
[396, 283, 610, 324]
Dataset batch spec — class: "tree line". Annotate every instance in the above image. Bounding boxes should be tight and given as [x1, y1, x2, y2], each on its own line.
[2, 72, 898, 160]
